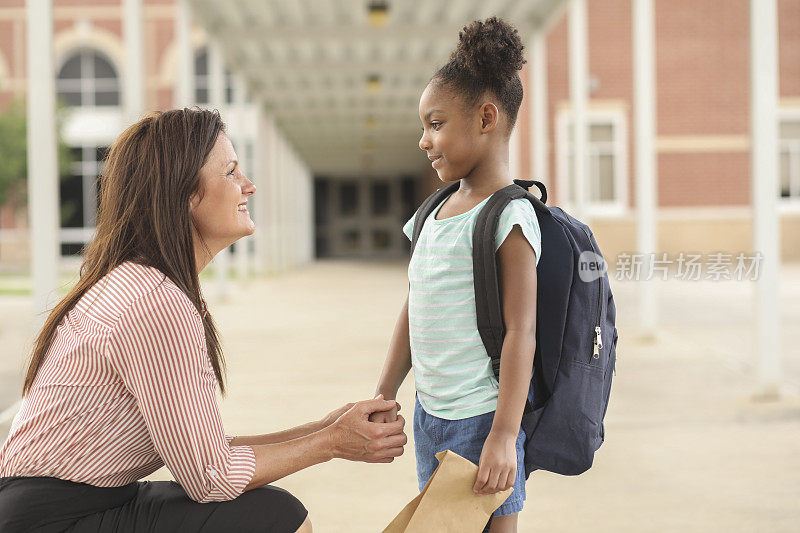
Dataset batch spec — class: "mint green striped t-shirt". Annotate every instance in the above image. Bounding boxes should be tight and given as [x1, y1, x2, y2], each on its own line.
[403, 192, 542, 420]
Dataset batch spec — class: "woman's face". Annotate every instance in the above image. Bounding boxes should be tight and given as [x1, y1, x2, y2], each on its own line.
[190, 132, 256, 255]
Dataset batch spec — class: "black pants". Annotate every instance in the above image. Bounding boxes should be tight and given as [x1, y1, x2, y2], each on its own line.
[0, 476, 307, 533]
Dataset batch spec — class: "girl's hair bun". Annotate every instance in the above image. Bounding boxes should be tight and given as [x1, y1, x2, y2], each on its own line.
[451, 17, 526, 86]
[432, 17, 526, 131]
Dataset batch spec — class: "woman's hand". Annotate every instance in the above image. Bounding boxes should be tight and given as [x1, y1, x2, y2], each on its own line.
[322, 398, 401, 428]
[318, 402, 356, 430]
[473, 430, 518, 495]
[325, 396, 407, 463]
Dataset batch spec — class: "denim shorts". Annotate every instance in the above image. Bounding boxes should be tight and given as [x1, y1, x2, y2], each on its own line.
[413, 396, 526, 517]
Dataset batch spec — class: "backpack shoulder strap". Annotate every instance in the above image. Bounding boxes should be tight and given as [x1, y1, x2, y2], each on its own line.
[473, 183, 528, 378]
[473, 180, 548, 379]
[410, 181, 460, 256]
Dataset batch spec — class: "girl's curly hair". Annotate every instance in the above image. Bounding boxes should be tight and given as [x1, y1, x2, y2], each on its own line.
[432, 17, 526, 132]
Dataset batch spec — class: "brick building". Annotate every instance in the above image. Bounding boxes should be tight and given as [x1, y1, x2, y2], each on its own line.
[510, 0, 800, 262]
[0, 0, 797, 264]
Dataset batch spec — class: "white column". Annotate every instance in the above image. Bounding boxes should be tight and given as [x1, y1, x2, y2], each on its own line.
[269, 121, 282, 273]
[208, 41, 229, 297]
[280, 143, 292, 269]
[233, 75, 250, 281]
[569, 0, 589, 220]
[284, 143, 294, 269]
[26, 0, 58, 327]
[531, 30, 549, 190]
[750, 0, 782, 398]
[253, 108, 272, 275]
[633, 0, 658, 339]
[271, 135, 282, 273]
[174, 0, 194, 107]
[284, 148, 293, 267]
[122, 0, 145, 123]
[291, 151, 300, 267]
[208, 41, 225, 114]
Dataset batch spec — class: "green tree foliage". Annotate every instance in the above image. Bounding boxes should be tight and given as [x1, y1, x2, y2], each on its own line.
[0, 98, 74, 211]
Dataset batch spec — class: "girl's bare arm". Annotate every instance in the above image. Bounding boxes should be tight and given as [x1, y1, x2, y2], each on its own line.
[373, 294, 413, 420]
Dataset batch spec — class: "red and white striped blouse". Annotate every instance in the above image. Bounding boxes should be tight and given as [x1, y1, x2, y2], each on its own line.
[0, 261, 256, 503]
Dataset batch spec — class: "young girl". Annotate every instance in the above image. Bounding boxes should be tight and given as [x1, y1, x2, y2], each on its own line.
[371, 17, 541, 533]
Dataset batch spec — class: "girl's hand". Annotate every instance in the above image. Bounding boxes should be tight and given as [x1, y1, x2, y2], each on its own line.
[473, 430, 518, 495]
[368, 403, 400, 423]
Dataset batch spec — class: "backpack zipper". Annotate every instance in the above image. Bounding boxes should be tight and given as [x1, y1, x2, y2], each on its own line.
[581, 225, 604, 363]
[555, 207, 605, 364]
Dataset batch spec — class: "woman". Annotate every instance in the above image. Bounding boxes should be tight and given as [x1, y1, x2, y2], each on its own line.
[0, 109, 406, 532]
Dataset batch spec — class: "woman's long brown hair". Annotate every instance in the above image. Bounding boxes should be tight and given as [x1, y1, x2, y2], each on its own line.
[22, 108, 228, 395]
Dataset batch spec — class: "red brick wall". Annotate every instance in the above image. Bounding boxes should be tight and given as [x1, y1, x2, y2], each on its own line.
[780, 0, 800, 97]
[655, 0, 751, 206]
[656, 0, 750, 136]
[151, 17, 175, 110]
[1, 0, 799, 210]
[525, 0, 773, 208]
[0, 19, 15, 100]
[546, 15, 568, 205]
[58, 0, 117, 5]
[588, 0, 633, 208]
[0, 0, 176, 114]
[659, 152, 751, 206]
[589, 0, 632, 103]
[543, 1, 635, 207]
[92, 19, 122, 38]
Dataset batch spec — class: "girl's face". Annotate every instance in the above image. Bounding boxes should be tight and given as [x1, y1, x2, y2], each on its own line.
[418, 82, 483, 183]
[190, 132, 256, 255]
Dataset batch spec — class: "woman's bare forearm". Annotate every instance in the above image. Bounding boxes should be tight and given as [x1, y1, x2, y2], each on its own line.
[375, 294, 413, 400]
[241, 397, 407, 491]
[243, 430, 333, 491]
[230, 421, 324, 446]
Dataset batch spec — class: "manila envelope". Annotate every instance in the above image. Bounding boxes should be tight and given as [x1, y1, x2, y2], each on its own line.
[383, 450, 513, 533]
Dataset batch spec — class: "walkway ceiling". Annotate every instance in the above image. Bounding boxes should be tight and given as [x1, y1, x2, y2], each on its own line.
[190, 0, 565, 179]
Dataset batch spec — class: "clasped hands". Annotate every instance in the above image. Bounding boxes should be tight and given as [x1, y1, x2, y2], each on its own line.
[319, 395, 407, 464]
[368, 401, 517, 497]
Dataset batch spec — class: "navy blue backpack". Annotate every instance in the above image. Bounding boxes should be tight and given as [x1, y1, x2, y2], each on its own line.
[410, 179, 618, 477]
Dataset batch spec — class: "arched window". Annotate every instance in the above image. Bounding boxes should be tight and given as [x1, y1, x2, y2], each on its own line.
[56, 49, 120, 107]
[194, 48, 233, 104]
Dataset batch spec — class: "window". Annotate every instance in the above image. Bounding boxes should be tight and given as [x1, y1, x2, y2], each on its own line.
[56, 50, 119, 107]
[556, 109, 628, 216]
[194, 48, 234, 104]
[371, 182, 390, 216]
[339, 182, 359, 217]
[780, 118, 800, 203]
[60, 145, 108, 255]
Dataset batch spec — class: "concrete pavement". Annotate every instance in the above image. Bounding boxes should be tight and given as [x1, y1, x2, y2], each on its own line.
[1, 260, 798, 531]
